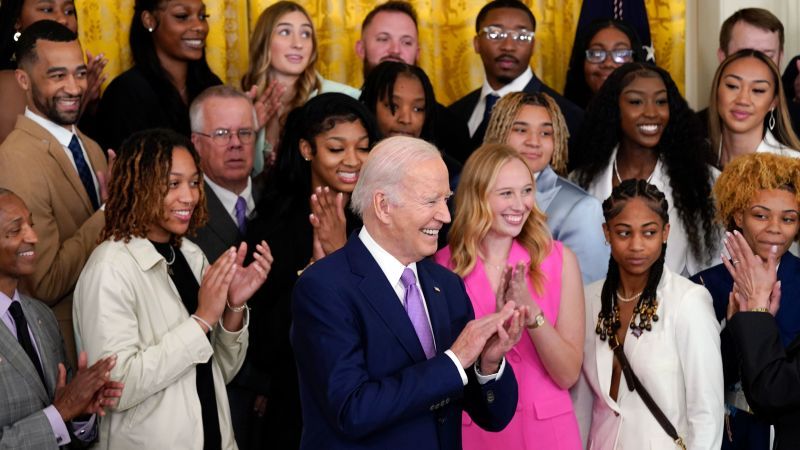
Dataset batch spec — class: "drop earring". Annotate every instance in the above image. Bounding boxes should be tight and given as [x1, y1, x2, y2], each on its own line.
[769, 108, 776, 130]
[13, 31, 21, 42]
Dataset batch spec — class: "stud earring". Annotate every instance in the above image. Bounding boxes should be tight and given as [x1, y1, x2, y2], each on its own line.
[769, 108, 776, 130]
[13, 31, 21, 42]
[147, 27, 154, 33]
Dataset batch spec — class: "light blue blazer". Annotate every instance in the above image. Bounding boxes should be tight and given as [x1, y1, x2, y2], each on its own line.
[536, 166, 608, 284]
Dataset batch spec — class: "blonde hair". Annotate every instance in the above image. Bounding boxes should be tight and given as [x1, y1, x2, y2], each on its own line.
[242, 1, 321, 113]
[484, 92, 569, 176]
[714, 153, 800, 235]
[709, 50, 800, 161]
[448, 143, 552, 294]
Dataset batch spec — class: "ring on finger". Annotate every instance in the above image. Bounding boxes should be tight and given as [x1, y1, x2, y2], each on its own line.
[732, 259, 740, 265]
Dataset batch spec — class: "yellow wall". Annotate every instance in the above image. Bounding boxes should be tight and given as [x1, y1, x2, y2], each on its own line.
[76, 0, 685, 105]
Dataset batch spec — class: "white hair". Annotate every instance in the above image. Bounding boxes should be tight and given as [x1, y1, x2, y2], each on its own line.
[189, 85, 258, 132]
[350, 136, 443, 217]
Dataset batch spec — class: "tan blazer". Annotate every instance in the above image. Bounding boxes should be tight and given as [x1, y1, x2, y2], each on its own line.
[0, 114, 106, 365]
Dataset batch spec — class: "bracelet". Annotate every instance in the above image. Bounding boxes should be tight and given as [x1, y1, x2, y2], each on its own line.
[191, 314, 214, 332]
[226, 300, 249, 313]
[750, 307, 769, 313]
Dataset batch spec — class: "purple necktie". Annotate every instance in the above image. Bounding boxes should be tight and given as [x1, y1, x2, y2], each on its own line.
[234, 196, 247, 235]
[401, 268, 436, 359]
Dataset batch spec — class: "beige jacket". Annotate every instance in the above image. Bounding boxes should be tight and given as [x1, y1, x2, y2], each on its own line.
[73, 237, 247, 449]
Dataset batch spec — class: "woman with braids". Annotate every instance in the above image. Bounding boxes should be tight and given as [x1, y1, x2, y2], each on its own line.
[690, 153, 800, 450]
[73, 128, 273, 449]
[572, 179, 723, 449]
[484, 91, 608, 283]
[95, 0, 223, 152]
[709, 49, 800, 169]
[571, 62, 719, 276]
[434, 143, 584, 449]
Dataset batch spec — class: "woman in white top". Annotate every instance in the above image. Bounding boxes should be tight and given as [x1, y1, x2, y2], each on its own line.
[571, 63, 719, 276]
[709, 49, 800, 169]
[572, 179, 724, 450]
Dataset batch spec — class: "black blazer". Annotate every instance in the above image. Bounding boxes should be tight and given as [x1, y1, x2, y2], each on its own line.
[728, 312, 800, 450]
[448, 73, 584, 156]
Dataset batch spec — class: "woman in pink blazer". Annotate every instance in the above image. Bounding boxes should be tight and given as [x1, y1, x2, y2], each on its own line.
[434, 143, 585, 449]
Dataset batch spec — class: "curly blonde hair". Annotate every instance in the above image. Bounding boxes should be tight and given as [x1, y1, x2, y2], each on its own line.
[101, 129, 208, 246]
[448, 143, 552, 293]
[714, 152, 800, 234]
[483, 92, 569, 176]
[242, 1, 321, 114]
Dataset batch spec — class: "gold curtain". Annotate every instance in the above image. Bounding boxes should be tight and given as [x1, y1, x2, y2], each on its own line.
[76, 0, 685, 105]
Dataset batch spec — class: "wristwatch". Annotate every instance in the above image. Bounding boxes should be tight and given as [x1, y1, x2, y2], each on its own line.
[528, 312, 545, 329]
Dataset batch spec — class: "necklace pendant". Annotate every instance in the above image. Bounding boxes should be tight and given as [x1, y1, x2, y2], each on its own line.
[631, 327, 643, 338]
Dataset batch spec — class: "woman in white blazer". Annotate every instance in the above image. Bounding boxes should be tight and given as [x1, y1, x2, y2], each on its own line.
[570, 63, 720, 277]
[572, 179, 724, 449]
[708, 49, 800, 169]
[73, 129, 273, 449]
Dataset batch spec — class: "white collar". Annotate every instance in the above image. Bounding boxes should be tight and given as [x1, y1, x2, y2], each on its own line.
[204, 176, 254, 216]
[358, 226, 419, 291]
[479, 66, 534, 100]
[24, 107, 76, 147]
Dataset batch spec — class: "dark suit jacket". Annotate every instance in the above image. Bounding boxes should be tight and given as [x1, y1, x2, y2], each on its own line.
[728, 312, 800, 450]
[290, 233, 518, 449]
[448, 73, 584, 155]
[0, 294, 67, 449]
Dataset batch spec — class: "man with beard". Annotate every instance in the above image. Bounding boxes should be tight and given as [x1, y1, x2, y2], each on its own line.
[0, 21, 108, 368]
[356, 1, 472, 164]
[449, 0, 583, 152]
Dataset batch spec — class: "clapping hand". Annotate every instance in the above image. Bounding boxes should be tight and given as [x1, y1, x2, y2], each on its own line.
[227, 241, 273, 307]
[247, 80, 285, 131]
[53, 352, 123, 421]
[496, 262, 542, 327]
[309, 186, 348, 259]
[81, 50, 108, 115]
[721, 230, 781, 315]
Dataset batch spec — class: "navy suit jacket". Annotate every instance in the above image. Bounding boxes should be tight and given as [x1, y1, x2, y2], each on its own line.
[448, 73, 584, 155]
[290, 233, 518, 449]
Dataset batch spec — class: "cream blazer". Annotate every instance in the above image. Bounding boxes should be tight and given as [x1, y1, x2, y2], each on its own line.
[579, 147, 721, 277]
[572, 267, 724, 450]
[73, 237, 248, 449]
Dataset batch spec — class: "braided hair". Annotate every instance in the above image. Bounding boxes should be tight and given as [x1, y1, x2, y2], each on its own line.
[596, 179, 668, 346]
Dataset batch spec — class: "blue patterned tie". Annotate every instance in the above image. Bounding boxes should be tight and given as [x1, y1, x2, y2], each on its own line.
[234, 196, 247, 235]
[68, 135, 99, 210]
[482, 93, 500, 125]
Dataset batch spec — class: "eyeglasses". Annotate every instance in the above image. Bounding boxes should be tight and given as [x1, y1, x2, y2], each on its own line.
[480, 26, 534, 43]
[585, 48, 634, 64]
[195, 128, 256, 145]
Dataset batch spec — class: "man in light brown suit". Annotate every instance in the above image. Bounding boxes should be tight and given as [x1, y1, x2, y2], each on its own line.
[0, 21, 109, 366]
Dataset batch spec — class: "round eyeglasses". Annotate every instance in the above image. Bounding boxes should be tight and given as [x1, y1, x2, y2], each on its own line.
[194, 128, 256, 145]
[480, 26, 534, 44]
[585, 48, 634, 64]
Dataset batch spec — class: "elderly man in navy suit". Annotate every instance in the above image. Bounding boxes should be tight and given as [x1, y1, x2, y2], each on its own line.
[291, 136, 524, 449]
[0, 189, 122, 449]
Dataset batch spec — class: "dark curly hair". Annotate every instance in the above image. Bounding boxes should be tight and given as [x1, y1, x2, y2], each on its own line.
[572, 62, 717, 265]
[359, 61, 437, 144]
[563, 18, 646, 109]
[267, 93, 380, 199]
[102, 128, 208, 246]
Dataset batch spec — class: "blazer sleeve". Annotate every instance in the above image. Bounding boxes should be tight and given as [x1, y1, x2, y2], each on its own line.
[674, 285, 724, 449]
[728, 312, 800, 416]
[0, 410, 59, 450]
[290, 273, 468, 439]
[74, 258, 215, 412]
[553, 194, 609, 284]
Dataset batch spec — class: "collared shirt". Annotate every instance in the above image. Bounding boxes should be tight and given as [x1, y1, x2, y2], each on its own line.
[467, 66, 534, 136]
[203, 176, 255, 223]
[358, 227, 505, 385]
[24, 108, 100, 200]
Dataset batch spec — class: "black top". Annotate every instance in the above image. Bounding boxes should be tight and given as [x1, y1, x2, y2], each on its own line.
[150, 240, 221, 450]
[94, 65, 222, 151]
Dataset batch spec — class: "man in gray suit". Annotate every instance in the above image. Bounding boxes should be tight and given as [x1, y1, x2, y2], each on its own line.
[0, 189, 122, 449]
[190, 85, 264, 448]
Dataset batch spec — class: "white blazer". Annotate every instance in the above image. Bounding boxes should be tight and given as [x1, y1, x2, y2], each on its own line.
[580, 147, 720, 277]
[572, 267, 724, 450]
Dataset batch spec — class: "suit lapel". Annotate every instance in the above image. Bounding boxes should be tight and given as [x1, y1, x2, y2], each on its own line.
[21, 298, 58, 398]
[348, 237, 427, 362]
[0, 306, 50, 404]
[417, 260, 450, 355]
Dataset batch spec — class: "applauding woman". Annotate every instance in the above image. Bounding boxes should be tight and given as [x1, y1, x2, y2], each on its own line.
[691, 153, 800, 450]
[435, 143, 584, 449]
[74, 129, 273, 449]
[709, 49, 800, 168]
[573, 179, 723, 449]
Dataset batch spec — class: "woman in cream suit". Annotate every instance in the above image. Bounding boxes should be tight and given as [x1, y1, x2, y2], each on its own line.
[572, 180, 724, 449]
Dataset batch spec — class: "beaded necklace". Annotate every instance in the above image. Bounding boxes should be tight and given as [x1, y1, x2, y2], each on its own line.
[596, 292, 660, 343]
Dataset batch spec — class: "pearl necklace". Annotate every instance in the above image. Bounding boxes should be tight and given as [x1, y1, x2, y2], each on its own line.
[616, 290, 642, 303]
[613, 156, 655, 185]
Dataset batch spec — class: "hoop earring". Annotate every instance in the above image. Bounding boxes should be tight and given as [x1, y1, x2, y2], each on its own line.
[13, 31, 21, 42]
[769, 108, 776, 131]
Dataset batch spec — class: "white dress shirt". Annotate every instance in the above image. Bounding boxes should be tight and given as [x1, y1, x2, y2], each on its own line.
[467, 66, 534, 136]
[203, 176, 255, 222]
